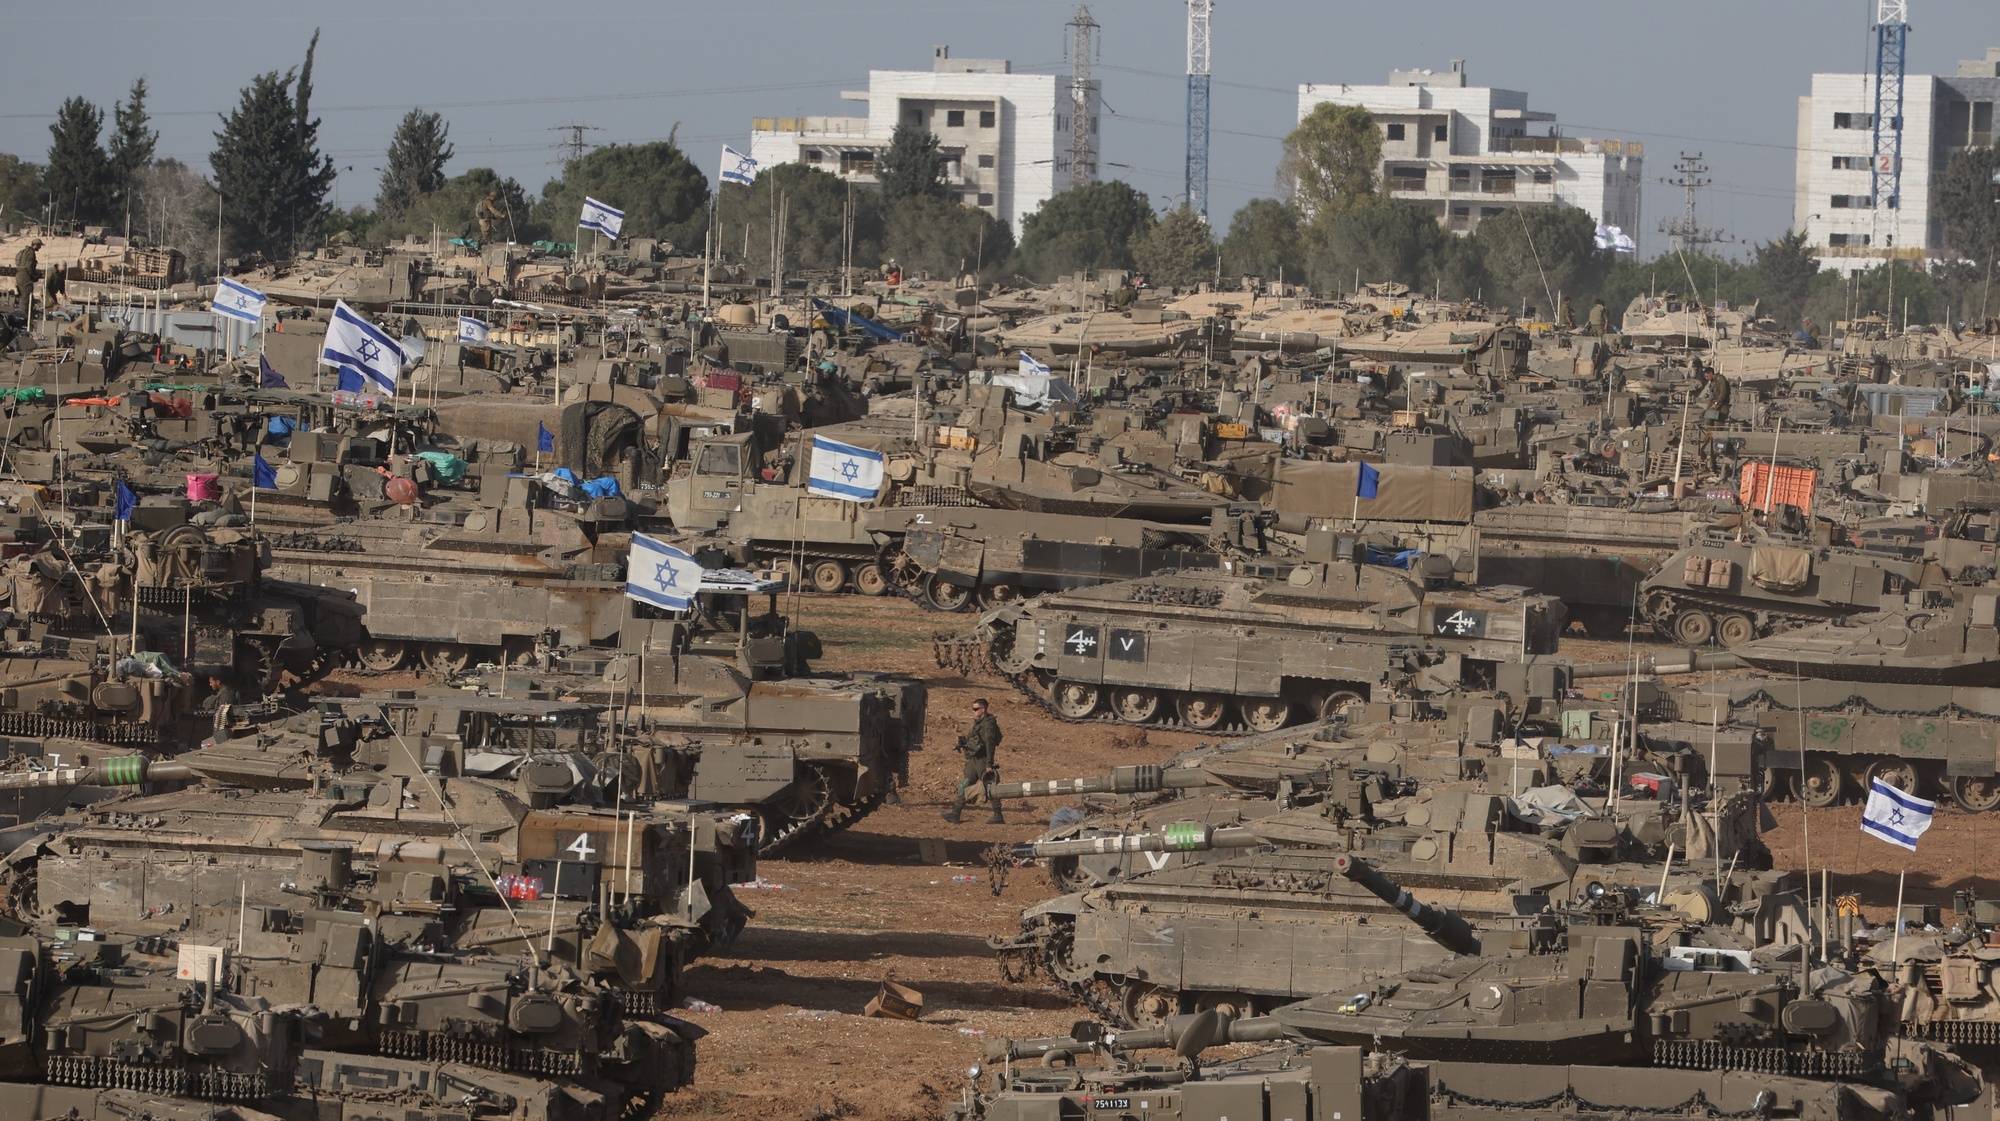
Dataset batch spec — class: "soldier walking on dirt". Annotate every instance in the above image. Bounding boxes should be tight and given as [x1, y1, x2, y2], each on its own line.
[943, 697, 1004, 824]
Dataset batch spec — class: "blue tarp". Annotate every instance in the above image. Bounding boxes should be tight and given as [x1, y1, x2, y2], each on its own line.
[580, 475, 622, 499]
[811, 298, 904, 343]
[1364, 546, 1423, 569]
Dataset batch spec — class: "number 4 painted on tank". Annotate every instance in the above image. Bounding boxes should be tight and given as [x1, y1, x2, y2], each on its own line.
[565, 833, 598, 862]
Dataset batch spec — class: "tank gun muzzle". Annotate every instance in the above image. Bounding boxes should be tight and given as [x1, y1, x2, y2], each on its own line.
[1333, 853, 1482, 956]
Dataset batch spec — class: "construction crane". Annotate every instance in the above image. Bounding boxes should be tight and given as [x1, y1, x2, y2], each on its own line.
[1869, 0, 1910, 242]
[1185, 0, 1212, 220]
[1066, 4, 1100, 186]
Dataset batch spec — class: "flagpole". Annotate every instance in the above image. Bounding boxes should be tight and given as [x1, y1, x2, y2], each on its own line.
[1889, 868, 1905, 963]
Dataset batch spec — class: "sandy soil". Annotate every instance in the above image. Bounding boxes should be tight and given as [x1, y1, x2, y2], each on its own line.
[646, 595, 1991, 1120]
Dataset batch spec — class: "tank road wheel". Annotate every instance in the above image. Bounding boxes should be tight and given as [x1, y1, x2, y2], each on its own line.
[1791, 756, 1845, 808]
[1864, 758, 1925, 798]
[356, 639, 407, 673]
[422, 643, 472, 676]
[1241, 697, 1293, 733]
[1111, 687, 1161, 724]
[1178, 692, 1229, 731]
[1716, 613, 1757, 648]
[1052, 681, 1100, 720]
[1952, 776, 2000, 813]
[924, 576, 975, 613]
[809, 560, 848, 595]
[1317, 689, 1366, 721]
[851, 562, 890, 597]
[1119, 983, 1175, 1029]
[978, 583, 1021, 608]
[761, 767, 836, 848]
[1672, 609, 1716, 646]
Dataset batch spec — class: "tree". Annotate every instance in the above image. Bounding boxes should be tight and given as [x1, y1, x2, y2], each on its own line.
[1014, 180, 1155, 280]
[371, 167, 541, 244]
[376, 109, 454, 219]
[1219, 198, 1304, 281]
[210, 29, 338, 259]
[1279, 102, 1380, 217]
[883, 195, 1010, 279]
[1133, 207, 1217, 288]
[1936, 145, 2000, 277]
[1802, 262, 1943, 329]
[44, 96, 114, 226]
[714, 163, 880, 274]
[0, 155, 43, 223]
[1303, 197, 1458, 296]
[876, 124, 951, 207]
[137, 159, 221, 278]
[1469, 204, 1606, 315]
[536, 141, 708, 249]
[108, 78, 157, 229]
[1749, 230, 1819, 327]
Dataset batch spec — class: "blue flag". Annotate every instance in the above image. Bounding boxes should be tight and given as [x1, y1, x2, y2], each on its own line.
[1356, 462, 1380, 500]
[259, 354, 288, 389]
[537, 422, 555, 453]
[114, 480, 137, 522]
[253, 452, 277, 490]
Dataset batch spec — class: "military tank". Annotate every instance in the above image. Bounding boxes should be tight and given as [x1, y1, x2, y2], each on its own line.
[993, 780, 1780, 1025]
[1729, 589, 2000, 686]
[1639, 530, 1934, 646]
[952, 526, 1564, 733]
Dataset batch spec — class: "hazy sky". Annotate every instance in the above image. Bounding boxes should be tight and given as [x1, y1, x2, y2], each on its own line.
[1, 0, 1993, 260]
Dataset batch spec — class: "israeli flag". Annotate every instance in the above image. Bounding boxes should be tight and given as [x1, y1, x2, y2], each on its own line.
[211, 277, 267, 325]
[1861, 778, 1935, 852]
[458, 315, 491, 344]
[626, 533, 701, 611]
[808, 434, 886, 502]
[319, 299, 406, 396]
[579, 196, 625, 239]
[1594, 224, 1637, 254]
[721, 145, 760, 187]
[1019, 351, 1051, 378]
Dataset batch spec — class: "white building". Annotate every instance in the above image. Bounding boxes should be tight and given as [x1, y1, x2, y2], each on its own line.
[1297, 60, 1643, 248]
[1793, 47, 2000, 275]
[749, 46, 1095, 233]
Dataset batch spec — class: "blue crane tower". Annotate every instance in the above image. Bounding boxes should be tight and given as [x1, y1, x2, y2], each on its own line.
[1869, 0, 1910, 243]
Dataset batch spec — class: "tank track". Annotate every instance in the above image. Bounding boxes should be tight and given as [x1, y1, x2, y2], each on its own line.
[759, 786, 889, 857]
[377, 1028, 584, 1076]
[43, 1055, 268, 1100]
[996, 918, 1141, 1028]
[1643, 590, 1840, 643]
[992, 662, 1260, 738]
[1649, 1038, 1870, 1077]
[1730, 688, 1997, 721]
[1430, 1079, 1775, 1119]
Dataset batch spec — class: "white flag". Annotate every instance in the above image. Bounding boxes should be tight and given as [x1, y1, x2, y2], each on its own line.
[458, 315, 491, 344]
[1594, 224, 1637, 254]
[808, 434, 886, 502]
[319, 299, 406, 395]
[1861, 778, 1936, 853]
[211, 277, 267, 326]
[579, 196, 625, 239]
[626, 533, 702, 611]
[721, 145, 760, 186]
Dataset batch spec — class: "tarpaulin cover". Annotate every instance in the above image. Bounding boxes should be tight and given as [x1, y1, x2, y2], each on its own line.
[580, 475, 622, 499]
[0, 387, 46, 403]
[811, 298, 904, 342]
[1268, 461, 1474, 523]
[414, 451, 467, 485]
[1749, 545, 1812, 592]
[1510, 785, 1590, 827]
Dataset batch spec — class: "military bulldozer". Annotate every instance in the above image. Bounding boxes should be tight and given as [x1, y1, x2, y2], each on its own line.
[952, 526, 1564, 733]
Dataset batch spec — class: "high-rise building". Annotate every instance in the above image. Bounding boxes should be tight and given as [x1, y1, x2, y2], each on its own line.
[1297, 60, 1642, 248]
[748, 46, 1097, 233]
[1793, 47, 2000, 275]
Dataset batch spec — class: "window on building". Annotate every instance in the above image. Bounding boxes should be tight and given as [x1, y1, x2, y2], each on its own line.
[1830, 194, 1875, 209]
[1530, 168, 1552, 184]
[1827, 233, 1872, 247]
[1388, 166, 1427, 192]
[1833, 112, 1876, 130]
[1434, 124, 1447, 142]
[1090, 116, 1099, 134]
[976, 154, 995, 169]
[946, 109, 965, 127]
[1480, 206, 1503, 218]
[1450, 205, 1469, 216]
[904, 108, 922, 126]
[976, 192, 995, 207]
[979, 109, 995, 128]
[802, 149, 822, 162]
[1056, 115, 1067, 133]
[1385, 123, 1406, 141]
[1830, 155, 1868, 170]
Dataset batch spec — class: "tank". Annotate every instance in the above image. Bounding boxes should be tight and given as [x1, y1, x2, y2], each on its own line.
[1638, 530, 1934, 647]
[992, 785, 1779, 1025]
[952, 527, 1564, 733]
[1729, 588, 2000, 686]
[1473, 503, 1702, 638]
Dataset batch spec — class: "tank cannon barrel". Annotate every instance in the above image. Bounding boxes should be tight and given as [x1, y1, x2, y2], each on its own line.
[1010, 822, 1261, 861]
[0, 757, 191, 791]
[1568, 650, 1742, 679]
[985, 1015, 1294, 1062]
[989, 764, 1214, 801]
[1333, 854, 1482, 956]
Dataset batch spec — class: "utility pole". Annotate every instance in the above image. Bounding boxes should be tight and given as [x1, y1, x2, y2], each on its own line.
[550, 123, 602, 168]
[1065, 4, 1100, 187]
[1657, 152, 1728, 255]
[1184, 0, 1213, 220]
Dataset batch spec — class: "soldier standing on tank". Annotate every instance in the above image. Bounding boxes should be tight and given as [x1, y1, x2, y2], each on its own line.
[477, 191, 506, 243]
[1586, 298, 1608, 337]
[13, 239, 41, 316]
[943, 697, 1003, 824]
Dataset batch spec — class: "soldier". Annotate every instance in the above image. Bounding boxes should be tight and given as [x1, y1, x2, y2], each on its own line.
[13, 238, 41, 315]
[943, 697, 1004, 824]
[476, 191, 506, 243]
[1586, 298, 1608, 337]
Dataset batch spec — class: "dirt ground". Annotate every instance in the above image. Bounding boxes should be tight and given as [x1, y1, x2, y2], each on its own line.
[660, 595, 1997, 1120]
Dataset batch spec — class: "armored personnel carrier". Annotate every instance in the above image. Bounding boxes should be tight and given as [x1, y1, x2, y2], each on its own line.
[1639, 530, 1933, 646]
[954, 526, 1563, 733]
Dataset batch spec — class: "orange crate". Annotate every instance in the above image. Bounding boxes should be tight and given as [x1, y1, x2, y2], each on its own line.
[1739, 462, 1816, 515]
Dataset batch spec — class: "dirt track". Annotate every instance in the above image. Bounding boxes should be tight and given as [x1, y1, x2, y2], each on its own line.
[665, 594, 1997, 1120]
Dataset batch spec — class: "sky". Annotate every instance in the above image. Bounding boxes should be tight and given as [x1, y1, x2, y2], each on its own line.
[0, 0, 1993, 261]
